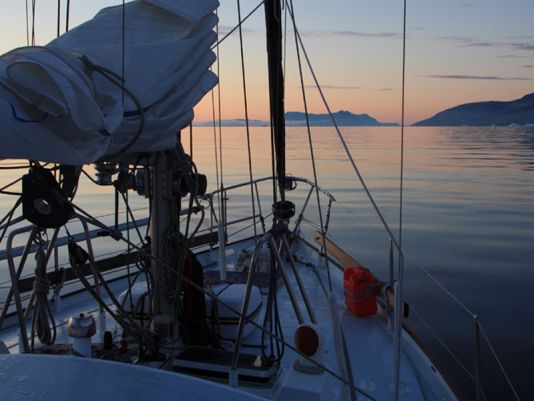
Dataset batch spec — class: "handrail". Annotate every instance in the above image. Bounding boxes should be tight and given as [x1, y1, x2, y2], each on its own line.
[395, 246, 520, 400]
[207, 175, 335, 206]
[206, 175, 335, 245]
[330, 191, 520, 400]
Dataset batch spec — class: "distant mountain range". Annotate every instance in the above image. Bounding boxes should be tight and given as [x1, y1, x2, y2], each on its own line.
[414, 92, 534, 126]
[195, 110, 398, 127]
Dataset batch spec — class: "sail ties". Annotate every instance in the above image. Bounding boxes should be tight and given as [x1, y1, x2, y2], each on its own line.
[79, 55, 145, 157]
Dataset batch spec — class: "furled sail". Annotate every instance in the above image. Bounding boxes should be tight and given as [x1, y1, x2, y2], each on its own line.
[0, 0, 219, 164]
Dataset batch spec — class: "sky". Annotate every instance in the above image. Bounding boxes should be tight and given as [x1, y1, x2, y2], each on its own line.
[0, 0, 533, 125]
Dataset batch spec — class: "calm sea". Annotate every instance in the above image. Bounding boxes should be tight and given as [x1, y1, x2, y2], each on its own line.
[1, 126, 533, 400]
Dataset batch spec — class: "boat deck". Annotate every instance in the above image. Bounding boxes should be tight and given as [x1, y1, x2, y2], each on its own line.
[198, 237, 428, 401]
[0, 236, 455, 401]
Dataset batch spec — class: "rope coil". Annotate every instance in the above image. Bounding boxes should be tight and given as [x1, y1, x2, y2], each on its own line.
[31, 240, 57, 349]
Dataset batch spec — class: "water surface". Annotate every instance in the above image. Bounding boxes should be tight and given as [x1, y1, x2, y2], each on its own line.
[1, 125, 533, 400]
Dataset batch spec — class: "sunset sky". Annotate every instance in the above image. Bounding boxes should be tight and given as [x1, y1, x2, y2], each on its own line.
[0, 0, 532, 125]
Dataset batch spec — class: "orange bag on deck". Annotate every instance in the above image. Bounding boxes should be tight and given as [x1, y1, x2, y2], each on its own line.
[343, 266, 377, 317]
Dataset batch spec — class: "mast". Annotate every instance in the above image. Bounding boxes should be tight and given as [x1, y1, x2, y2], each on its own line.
[150, 151, 180, 319]
[264, 0, 286, 202]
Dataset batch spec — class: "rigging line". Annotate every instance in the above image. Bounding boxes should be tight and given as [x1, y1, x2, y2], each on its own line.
[120, 191, 145, 247]
[478, 323, 521, 401]
[0, 198, 22, 230]
[398, 0, 407, 263]
[287, 0, 332, 292]
[215, 9, 225, 228]
[393, 3, 408, 401]
[56, 0, 61, 37]
[81, 169, 99, 185]
[269, 105, 278, 205]
[124, 188, 135, 311]
[183, 162, 197, 241]
[210, 0, 265, 51]
[210, 69, 220, 215]
[404, 252, 476, 317]
[335, 195, 478, 318]
[0, 164, 31, 169]
[410, 306, 476, 381]
[189, 124, 193, 160]
[31, 0, 36, 46]
[68, 206, 377, 401]
[85, 62, 144, 158]
[283, 0, 288, 78]
[0, 176, 23, 193]
[65, 0, 70, 32]
[25, 0, 30, 46]
[0, 198, 22, 246]
[121, 0, 126, 106]
[237, 0, 258, 239]
[0, 190, 22, 196]
[286, 5, 401, 254]
[216, 26, 224, 193]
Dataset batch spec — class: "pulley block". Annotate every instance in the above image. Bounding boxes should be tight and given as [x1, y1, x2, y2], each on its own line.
[22, 167, 73, 228]
[273, 200, 295, 220]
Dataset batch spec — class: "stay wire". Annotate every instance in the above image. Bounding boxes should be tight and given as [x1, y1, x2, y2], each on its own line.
[287, 0, 332, 291]
[335, 194, 479, 318]
[0, 176, 23, 194]
[120, 191, 145, 247]
[410, 306, 477, 382]
[237, 0, 258, 239]
[25, 0, 30, 46]
[0, 198, 22, 246]
[121, 0, 126, 107]
[0, 165, 31, 170]
[31, 0, 36, 46]
[398, 0, 407, 266]
[81, 169, 99, 185]
[216, 9, 224, 202]
[285, 4, 402, 253]
[479, 324, 521, 401]
[124, 188, 135, 312]
[210, 1, 265, 51]
[56, 0, 61, 37]
[282, 0, 287, 77]
[209, 70, 220, 215]
[393, 2, 408, 400]
[0, 190, 22, 196]
[65, 0, 70, 32]
[189, 124, 193, 160]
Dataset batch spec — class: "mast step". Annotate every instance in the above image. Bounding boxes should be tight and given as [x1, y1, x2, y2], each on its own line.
[173, 347, 279, 387]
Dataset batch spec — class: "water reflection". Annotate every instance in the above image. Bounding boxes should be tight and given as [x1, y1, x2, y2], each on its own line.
[0, 126, 533, 399]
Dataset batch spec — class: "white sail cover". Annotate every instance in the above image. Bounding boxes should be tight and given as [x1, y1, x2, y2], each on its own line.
[0, 0, 219, 164]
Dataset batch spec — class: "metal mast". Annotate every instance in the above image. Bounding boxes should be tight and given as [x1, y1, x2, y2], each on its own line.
[149, 150, 183, 342]
[264, 0, 286, 203]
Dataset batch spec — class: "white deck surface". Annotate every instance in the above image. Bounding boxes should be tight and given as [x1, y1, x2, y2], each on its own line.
[0, 237, 457, 401]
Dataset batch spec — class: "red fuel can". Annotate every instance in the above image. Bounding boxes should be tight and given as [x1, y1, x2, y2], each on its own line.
[343, 266, 377, 317]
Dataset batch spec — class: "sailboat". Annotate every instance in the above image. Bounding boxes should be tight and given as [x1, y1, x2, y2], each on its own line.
[0, 1, 499, 400]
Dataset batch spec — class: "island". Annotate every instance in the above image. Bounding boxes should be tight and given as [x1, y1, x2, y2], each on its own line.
[194, 110, 399, 127]
[414, 92, 534, 126]
[285, 111, 398, 127]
